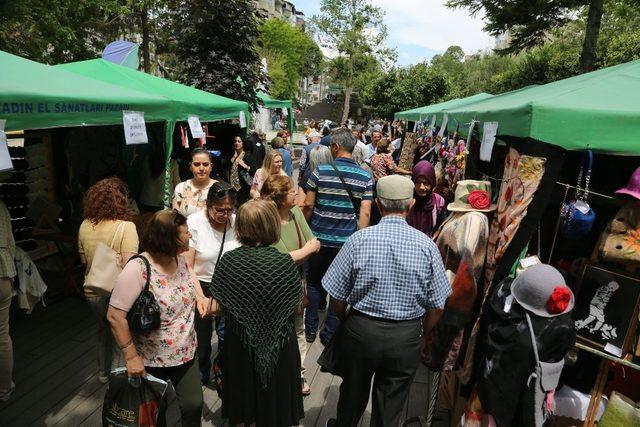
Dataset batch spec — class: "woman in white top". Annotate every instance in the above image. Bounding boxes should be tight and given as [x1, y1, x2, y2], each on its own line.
[172, 148, 218, 216]
[249, 150, 288, 199]
[185, 181, 240, 385]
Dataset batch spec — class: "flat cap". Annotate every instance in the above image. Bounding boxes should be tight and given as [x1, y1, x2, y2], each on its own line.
[376, 175, 414, 200]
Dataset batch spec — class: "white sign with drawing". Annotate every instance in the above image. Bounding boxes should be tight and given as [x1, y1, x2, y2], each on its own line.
[122, 111, 148, 145]
[480, 121, 499, 161]
[188, 115, 206, 139]
[0, 120, 13, 172]
[239, 111, 247, 128]
[437, 114, 449, 138]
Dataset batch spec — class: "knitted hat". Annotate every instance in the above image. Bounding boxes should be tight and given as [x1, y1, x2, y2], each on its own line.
[615, 166, 640, 200]
[447, 180, 496, 212]
[512, 264, 575, 318]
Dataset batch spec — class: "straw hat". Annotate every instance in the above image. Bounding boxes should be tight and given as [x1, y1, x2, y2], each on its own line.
[447, 180, 496, 213]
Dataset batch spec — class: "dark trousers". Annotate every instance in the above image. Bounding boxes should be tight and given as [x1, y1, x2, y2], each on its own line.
[336, 312, 423, 427]
[195, 280, 225, 385]
[305, 246, 341, 342]
[146, 359, 203, 427]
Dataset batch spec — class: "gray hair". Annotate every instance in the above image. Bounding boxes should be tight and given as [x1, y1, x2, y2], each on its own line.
[330, 128, 356, 153]
[378, 197, 412, 213]
[308, 145, 333, 173]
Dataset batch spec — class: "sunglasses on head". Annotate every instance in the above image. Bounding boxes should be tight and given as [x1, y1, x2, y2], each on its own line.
[192, 162, 210, 167]
[213, 187, 238, 200]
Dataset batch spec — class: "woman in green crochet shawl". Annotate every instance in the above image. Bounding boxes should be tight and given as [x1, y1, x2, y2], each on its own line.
[208, 199, 304, 426]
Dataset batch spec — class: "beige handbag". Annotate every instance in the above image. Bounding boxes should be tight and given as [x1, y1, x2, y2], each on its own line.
[83, 221, 127, 296]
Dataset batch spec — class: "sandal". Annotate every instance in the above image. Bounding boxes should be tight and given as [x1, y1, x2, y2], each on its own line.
[301, 376, 311, 396]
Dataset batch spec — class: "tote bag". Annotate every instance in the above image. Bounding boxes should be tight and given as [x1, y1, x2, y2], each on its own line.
[83, 221, 127, 296]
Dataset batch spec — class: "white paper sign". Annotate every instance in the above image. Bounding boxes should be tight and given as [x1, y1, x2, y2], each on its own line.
[0, 121, 14, 172]
[122, 111, 148, 145]
[429, 115, 436, 129]
[480, 121, 499, 162]
[239, 111, 247, 129]
[187, 115, 205, 139]
[282, 108, 288, 117]
[437, 114, 449, 138]
[604, 343, 622, 357]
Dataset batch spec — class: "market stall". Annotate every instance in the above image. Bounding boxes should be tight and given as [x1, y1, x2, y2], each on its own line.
[256, 91, 294, 133]
[394, 92, 493, 123]
[401, 60, 640, 425]
[57, 58, 250, 205]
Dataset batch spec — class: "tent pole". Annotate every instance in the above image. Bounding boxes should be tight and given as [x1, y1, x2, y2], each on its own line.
[163, 120, 176, 208]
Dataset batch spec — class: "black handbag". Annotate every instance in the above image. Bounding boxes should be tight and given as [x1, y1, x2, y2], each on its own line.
[126, 255, 161, 332]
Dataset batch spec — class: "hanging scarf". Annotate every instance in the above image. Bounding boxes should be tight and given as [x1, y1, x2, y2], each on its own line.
[408, 160, 438, 236]
[208, 246, 301, 388]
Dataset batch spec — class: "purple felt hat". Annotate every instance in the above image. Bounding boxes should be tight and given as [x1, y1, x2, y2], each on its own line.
[616, 166, 640, 200]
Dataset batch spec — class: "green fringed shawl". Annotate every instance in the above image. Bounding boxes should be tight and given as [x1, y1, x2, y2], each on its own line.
[208, 245, 301, 388]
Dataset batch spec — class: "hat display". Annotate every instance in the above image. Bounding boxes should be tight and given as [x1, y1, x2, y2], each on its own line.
[447, 180, 497, 212]
[376, 175, 414, 200]
[512, 264, 575, 318]
[615, 166, 640, 200]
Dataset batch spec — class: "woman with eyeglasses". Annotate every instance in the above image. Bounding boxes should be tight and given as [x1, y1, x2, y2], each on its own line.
[249, 150, 288, 199]
[173, 148, 218, 217]
[184, 182, 241, 386]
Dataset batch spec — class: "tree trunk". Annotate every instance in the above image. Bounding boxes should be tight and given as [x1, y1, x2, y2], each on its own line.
[342, 85, 352, 124]
[140, 6, 150, 72]
[580, 0, 604, 73]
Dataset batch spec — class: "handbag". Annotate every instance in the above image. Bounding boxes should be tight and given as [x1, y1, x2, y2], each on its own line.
[525, 312, 564, 427]
[127, 255, 161, 332]
[291, 215, 310, 309]
[84, 221, 127, 296]
[560, 150, 596, 239]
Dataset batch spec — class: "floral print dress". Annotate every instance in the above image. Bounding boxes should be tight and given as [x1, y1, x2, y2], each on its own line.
[173, 179, 215, 217]
[133, 255, 197, 367]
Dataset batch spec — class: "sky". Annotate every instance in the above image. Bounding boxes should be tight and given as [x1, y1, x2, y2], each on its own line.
[292, 0, 495, 66]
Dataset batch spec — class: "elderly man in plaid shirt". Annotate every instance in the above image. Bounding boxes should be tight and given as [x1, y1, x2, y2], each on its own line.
[323, 175, 450, 427]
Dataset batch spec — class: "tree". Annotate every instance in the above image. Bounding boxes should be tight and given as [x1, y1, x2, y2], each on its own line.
[447, 0, 605, 72]
[258, 18, 323, 101]
[173, 0, 265, 107]
[312, 0, 395, 123]
[0, 0, 127, 64]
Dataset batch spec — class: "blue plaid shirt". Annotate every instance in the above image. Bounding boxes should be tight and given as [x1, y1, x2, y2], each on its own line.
[322, 215, 451, 320]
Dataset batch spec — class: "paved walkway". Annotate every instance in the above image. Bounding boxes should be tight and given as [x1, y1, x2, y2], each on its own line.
[0, 296, 430, 426]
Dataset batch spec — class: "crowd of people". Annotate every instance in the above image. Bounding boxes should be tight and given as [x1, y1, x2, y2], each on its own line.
[75, 119, 484, 426]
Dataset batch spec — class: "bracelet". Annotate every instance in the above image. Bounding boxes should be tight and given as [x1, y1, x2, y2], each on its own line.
[119, 339, 134, 350]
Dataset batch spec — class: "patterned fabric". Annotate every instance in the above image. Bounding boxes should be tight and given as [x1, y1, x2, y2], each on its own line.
[369, 153, 398, 181]
[306, 157, 374, 248]
[424, 212, 490, 371]
[134, 256, 197, 368]
[322, 216, 450, 320]
[209, 246, 301, 388]
[173, 179, 215, 217]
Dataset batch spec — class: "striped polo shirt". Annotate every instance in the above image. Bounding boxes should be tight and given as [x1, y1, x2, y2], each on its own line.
[306, 157, 374, 248]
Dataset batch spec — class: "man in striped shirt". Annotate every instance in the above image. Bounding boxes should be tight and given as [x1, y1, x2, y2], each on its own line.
[302, 128, 373, 345]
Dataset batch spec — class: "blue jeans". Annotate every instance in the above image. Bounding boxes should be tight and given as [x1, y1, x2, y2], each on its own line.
[196, 281, 225, 385]
[305, 246, 341, 343]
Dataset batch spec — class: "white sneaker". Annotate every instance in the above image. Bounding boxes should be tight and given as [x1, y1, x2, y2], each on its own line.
[0, 381, 15, 401]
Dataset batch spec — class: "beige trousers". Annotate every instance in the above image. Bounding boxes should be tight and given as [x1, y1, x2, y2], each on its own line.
[0, 278, 13, 391]
[295, 312, 307, 375]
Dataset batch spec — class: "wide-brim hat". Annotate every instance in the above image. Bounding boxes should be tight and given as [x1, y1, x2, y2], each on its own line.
[512, 264, 575, 318]
[615, 166, 640, 200]
[447, 180, 497, 212]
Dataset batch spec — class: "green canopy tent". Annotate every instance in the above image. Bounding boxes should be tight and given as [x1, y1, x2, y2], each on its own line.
[257, 91, 294, 133]
[58, 59, 251, 205]
[394, 93, 494, 123]
[444, 60, 640, 154]
[1, 50, 173, 131]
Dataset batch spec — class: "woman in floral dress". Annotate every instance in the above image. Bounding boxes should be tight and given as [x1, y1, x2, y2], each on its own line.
[108, 209, 210, 426]
[173, 148, 218, 217]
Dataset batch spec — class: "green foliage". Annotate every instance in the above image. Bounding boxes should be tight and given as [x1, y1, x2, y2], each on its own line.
[258, 18, 323, 101]
[173, 0, 265, 108]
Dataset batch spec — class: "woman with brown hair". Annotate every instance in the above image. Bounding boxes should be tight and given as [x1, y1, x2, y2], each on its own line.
[173, 148, 218, 217]
[369, 138, 411, 181]
[78, 177, 139, 384]
[249, 149, 288, 199]
[107, 209, 206, 426]
[261, 175, 320, 395]
[208, 199, 304, 426]
[229, 135, 254, 204]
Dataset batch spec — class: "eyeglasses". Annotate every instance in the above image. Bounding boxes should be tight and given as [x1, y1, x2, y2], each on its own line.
[192, 162, 210, 167]
[212, 207, 233, 214]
